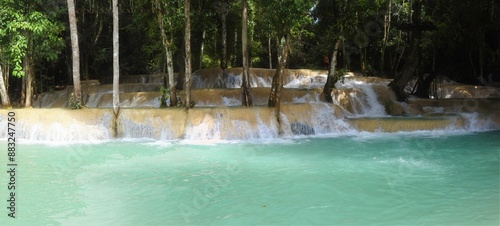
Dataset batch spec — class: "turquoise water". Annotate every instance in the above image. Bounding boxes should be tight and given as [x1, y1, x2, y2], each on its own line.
[1, 131, 499, 225]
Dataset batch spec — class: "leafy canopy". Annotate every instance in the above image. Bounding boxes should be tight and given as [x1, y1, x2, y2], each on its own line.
[0, 0, 64, 77]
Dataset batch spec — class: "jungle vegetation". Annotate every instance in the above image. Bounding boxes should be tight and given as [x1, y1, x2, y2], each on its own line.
[0, 0, 498, 108]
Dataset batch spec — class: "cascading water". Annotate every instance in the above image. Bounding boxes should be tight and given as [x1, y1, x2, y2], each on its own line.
[6, 68, 499, 141]
[335, 77, 390, 117]
[0, 109, 114, 141]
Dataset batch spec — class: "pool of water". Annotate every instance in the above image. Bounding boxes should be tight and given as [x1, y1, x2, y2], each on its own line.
[2, 131, 499, 225]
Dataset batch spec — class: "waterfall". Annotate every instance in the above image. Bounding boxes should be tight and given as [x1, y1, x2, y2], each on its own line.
[335, 77, 390, 117]
[183, 107, 279, 140]
[6, 69, 499, 142]
[279, 103, 352, 136]
[0, 109, 114, 141]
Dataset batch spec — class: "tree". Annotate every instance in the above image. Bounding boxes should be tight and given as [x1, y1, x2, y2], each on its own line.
[268, 35, 289, 110]
[184, 0, 192, 109]
[112, 0, 119, 115]
[0, 0, 64, 107]
[241, 0, 252, 106]
[259, 0, 315, 114]
[154, 0, 183, 107]
[313, 0, 348, 103]
[379, 0, 392, 74]
[0, 63, 10, 107]
[388, 0, 423, 101]
[67, 0, 82, 108]
[323, 40, 340, 102]
[0, 45, 10, 107]
[213, 0, 231, 70]
[425, 0, 499, 85]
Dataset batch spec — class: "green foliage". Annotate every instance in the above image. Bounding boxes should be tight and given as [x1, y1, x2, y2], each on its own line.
[336, 68, 348, 84]
[0, 0, 492, 89]
[0, 0, 64, 77]
[159, 86, 196, 108]
[129, 0, 185, 74]
[256, 0, 315, 38]
[69, 93, 82, 110]
[202, 55, 220, 68]
[159, 86, 171, 108]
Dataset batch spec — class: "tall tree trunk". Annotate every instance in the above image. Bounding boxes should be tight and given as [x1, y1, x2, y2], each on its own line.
[268, 37, 272, 69]
[360, 46, 366, 72]
[68, 0, 82, 106]
[323, 40, 341, 103]
[199, 30, 205, 70]
[414, 71, 436, 98]
[166, 47, 177, 107]
[155, 0, 177, 107]
[379, 0, 391, 74]
[241, 0, 252, 107]
[388, 0, 422, 101]
[20, 76, 25, 106]
[112, 0, 119, 115]
[184, 0, 192, 109]
[24, 54, 34, 107]
[220, 13, 227, 70]
[268, 35, 289, 114]
[0, 65, 10, 107]
[233, 28, 238, 66]
[154, 0, 166, 86]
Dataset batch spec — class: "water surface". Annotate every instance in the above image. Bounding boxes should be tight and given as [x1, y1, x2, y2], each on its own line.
[2, 131, 499, 225]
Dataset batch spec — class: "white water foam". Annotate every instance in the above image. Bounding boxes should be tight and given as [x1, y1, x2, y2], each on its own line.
[280, 103, 353, 137]
[335, 79, 387, 117]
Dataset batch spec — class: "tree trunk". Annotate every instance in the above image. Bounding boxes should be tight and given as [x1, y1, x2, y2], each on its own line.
[24, 54, 34, 107]
[166, 47, 177, 107]
[184, 0, 192, 109]
[155, 0, 177, 107]
[233, 28, 238, 66]
[414, 72, 436, 98]
[112, 0, 120, 115]
[323, 39, 341, 103]
[155, 0, 167, 88]
[379, 0, 391, 73]
[68, 0, 82, 106]
[268, 35, 289, 108]
[0, 65, 10, 107]
[241, 0, 252, 107]
[20, 76, 25, 106]
[199, 30, 205, 70]
[220, 13, 227, 70]
[388, 0, 422, 101]
[268, 37, 272, 69]
[360, 46, 366, 72]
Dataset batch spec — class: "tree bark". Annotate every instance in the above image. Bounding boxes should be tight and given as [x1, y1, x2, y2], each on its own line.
[388, 0, 422, 101]
[414, 72, 436, 98]
[166, 47, 177, 106]
[23, 54, 34, 107]
[268, 37, 272, 69]
[379, 0, 391, 74]
[184, 0, 192, 109]
[112, 0, 120, 115]
[67, 0, 82, 106]
[20, 76, 25, 106]
[199, 30, 205, 70]
[155, 0, 177, 107]
[0, 65, 10, 107]
[268, 35, 289, 108]
[323, 39, 341, 103]
[241, 0, 252, 107]
[220, 11, 228, 70]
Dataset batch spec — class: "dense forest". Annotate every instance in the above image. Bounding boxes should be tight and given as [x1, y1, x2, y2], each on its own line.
[0, 0, 499, 107]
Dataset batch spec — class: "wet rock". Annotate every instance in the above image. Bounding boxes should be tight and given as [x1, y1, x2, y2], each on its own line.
[291, 122, 315, 135]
